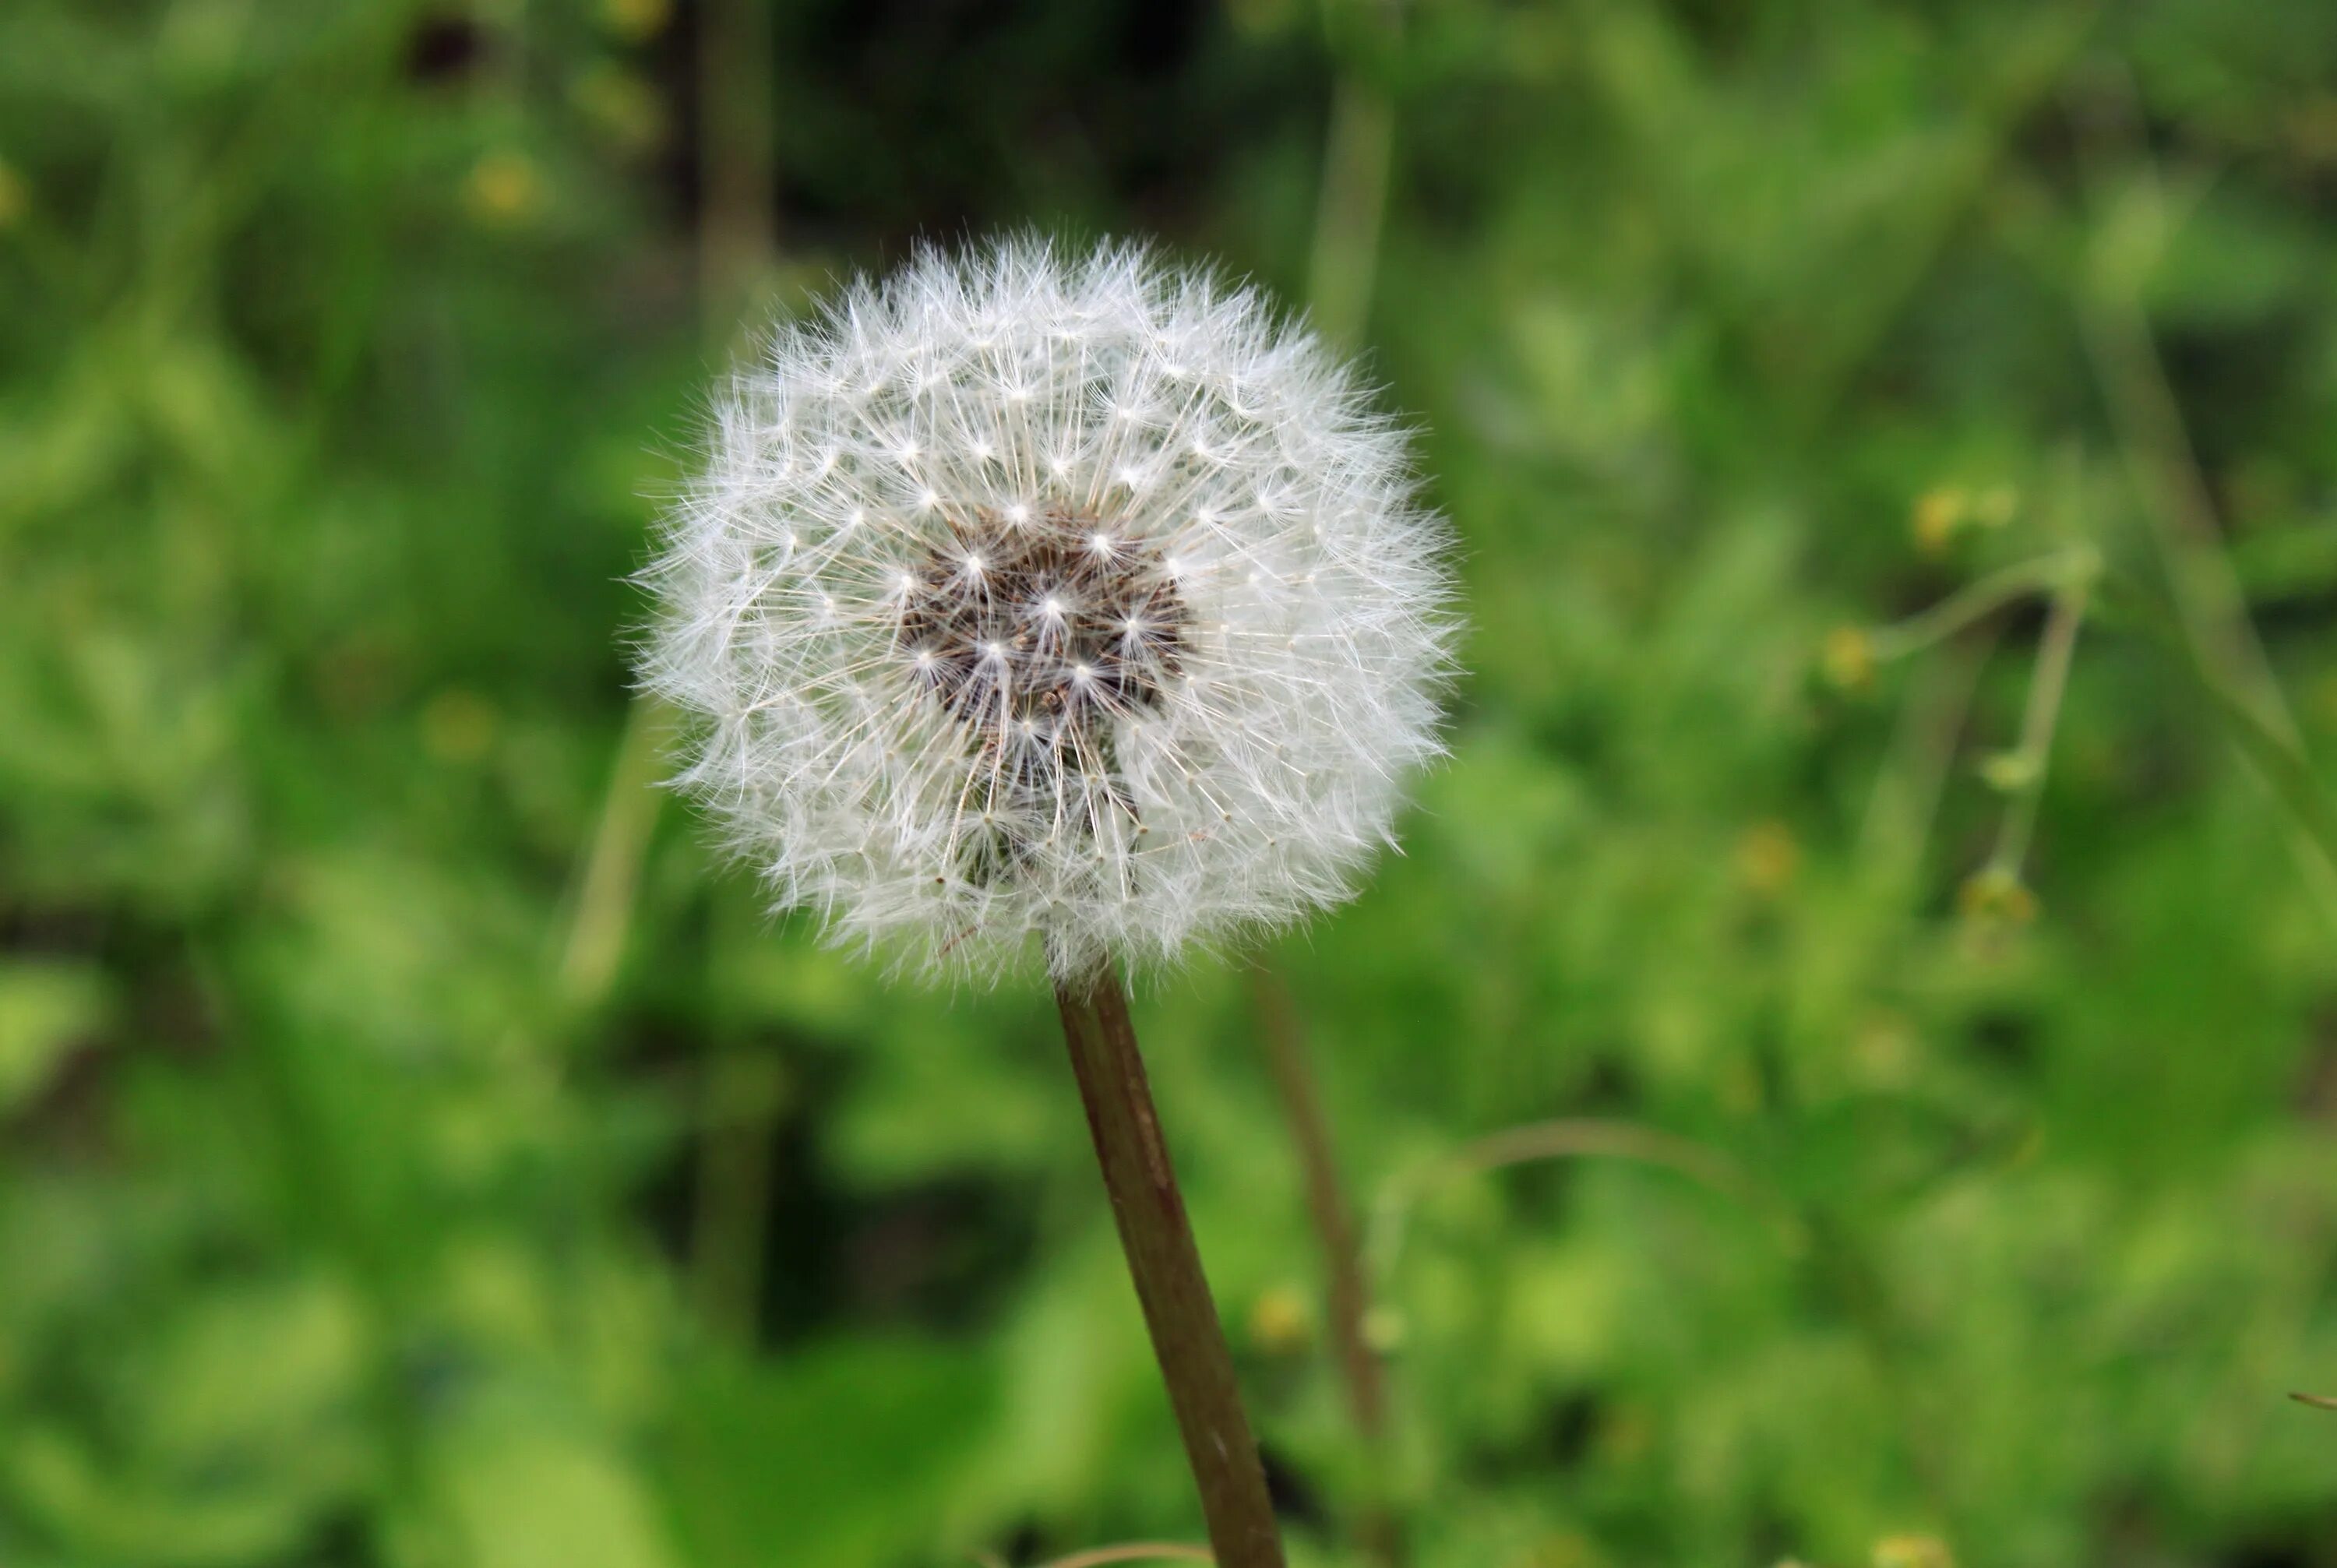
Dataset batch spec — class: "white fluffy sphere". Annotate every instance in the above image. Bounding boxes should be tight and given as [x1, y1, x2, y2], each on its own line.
[640, 239, 1455, 979]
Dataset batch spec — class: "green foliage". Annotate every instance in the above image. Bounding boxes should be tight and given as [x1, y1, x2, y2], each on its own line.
[6, 1, 2337, 1564]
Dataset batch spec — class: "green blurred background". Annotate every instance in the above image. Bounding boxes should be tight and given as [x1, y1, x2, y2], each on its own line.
[8, 2, 2337, 1564]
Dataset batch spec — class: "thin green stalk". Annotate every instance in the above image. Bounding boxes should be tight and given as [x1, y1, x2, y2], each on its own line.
[1866, 550, 2096, 663]
[696, 0, 777, 333]
[1296, 19, 1405, 1563]
[2120, 580, 2337, 886]
[2078, 255, 2337, 925]
[2066, 82, 2337, 931]
[978, 1546, 1214, 1568]
[556, 697, 667, 1006]
[1307, 66, 1394, 350]
[1368, 1116, 1806, 1283]
[1054, 959, 1285, 1568]
[1986, 577, 2089, 878]
[2081, 287, 2294, 747]
[1040, 1547, 1214, 1568]
[673, 0, 785, 1332]
[1856, 625, 1997, 876]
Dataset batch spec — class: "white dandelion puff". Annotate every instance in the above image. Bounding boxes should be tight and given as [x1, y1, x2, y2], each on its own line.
[639, 237, 1457, 980]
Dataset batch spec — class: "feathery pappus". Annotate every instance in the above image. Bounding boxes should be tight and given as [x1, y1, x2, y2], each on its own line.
[640, 238, 1455, 979]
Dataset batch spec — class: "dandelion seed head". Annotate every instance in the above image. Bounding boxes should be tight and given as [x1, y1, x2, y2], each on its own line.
[639, 237, 1456, 979]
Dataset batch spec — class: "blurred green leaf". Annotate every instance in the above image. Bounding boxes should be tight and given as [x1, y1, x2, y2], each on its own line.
[663, 1341, 997, 1568]
[0, 961, 108, 1111]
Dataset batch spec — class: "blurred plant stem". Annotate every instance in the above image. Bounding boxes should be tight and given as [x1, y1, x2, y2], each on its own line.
[2083, 299, 2337, 911]
[2125, 580, 2337, 893]
[554, 211, 794, 1348]
[1309, 0, 1405, 347]
[557, 697, 667, 1006]
[2071, 69, 2337, 931]
[689, 1040, 788, 1341]
[553, 696, 790, 1347]
[555, 0, 784, 1013]
[696, 0, 777, 333]
[1252, 967, 1401, 1566]
[1369, 1118, 1804, 1282]
[976, 1545, 1213, 1568]
[2081, 294, 2294, 749]
[1833, 559, 2086, 1525]
[1985, 575, 2089, 881]
[1865, 550, 2097, 663]
[1285, 16, 1408, 1563]
[1307, 63, 1393, 349]
[1858, 626, 1997, 875]
[1054, 959, 1286, 1568]
[1870, 535, 2098, 895]
[679, 0, 785, 1344]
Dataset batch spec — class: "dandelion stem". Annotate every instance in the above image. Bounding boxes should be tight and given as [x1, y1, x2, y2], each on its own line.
[1054, 959, 1286, 1568]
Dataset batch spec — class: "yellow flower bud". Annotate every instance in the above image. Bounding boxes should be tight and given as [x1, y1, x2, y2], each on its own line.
[602, 0, 673, 43]
[1246, 1284, 1312, 1355]
[1735, 820, 1800, 897]
[1958, 865, 2037, 926]
[1823, 625, 1875, 692]
[421, 690, 499, 764]
[1911, 488, 1967, 554]
[1873, 1536, 1955, 1568]
[464, 151, 543, 226]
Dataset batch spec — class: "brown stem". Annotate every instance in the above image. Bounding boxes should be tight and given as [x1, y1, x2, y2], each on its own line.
[1251, 968, 1403, 1567]
[1053, 959, 1286, 1568]
[696, 0, 776, 330]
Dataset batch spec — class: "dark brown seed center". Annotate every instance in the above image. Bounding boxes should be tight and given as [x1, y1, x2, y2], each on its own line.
[900, 506, 1187, 746]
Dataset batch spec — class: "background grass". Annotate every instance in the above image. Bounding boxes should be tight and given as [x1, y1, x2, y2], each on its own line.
[7, 1, 2337, 1564]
